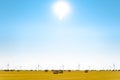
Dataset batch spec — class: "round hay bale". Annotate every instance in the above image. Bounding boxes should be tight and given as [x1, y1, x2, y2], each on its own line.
[44, 70, 48, 72]
[53, 70, 59, 74]
[84, 70, 89, 73]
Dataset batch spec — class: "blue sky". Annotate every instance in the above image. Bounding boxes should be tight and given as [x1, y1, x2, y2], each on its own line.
[0, 0, 120, 70]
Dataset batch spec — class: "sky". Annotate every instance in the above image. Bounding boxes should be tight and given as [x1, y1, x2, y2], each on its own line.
[0, 0, 120, 70]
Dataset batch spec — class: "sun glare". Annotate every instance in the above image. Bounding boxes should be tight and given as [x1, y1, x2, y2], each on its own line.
[53, 1, 71, 20]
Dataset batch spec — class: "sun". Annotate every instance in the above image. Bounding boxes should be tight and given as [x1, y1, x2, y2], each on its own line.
[52, 1, 71, 20]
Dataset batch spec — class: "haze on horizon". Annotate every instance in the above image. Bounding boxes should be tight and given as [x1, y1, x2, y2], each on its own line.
[0, 0, 120, 70]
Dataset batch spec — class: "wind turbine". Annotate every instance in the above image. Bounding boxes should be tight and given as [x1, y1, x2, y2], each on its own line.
[78, 64, 80, 70]
[7, 64, 9, 70]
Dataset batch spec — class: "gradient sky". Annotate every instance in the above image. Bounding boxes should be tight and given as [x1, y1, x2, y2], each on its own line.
[0, 0, 120, 70]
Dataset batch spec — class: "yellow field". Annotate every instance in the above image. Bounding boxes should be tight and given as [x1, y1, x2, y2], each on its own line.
[0, 70, 120, 80]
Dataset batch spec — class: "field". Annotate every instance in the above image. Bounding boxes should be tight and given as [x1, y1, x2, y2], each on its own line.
[0, 70, 120, 80]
